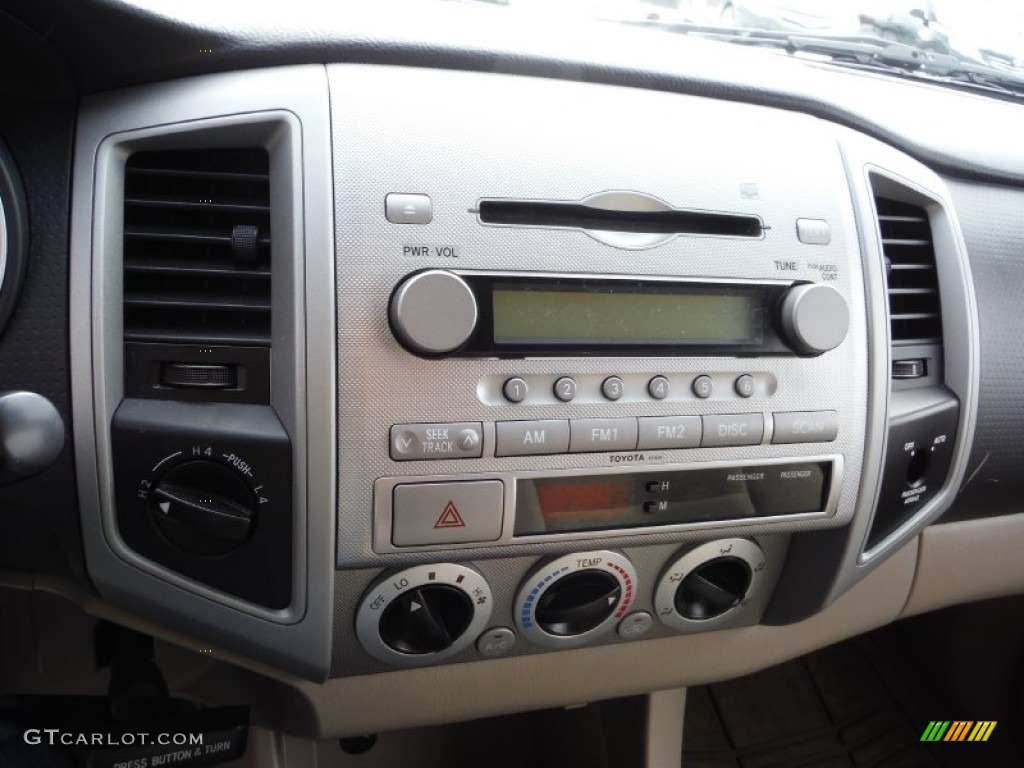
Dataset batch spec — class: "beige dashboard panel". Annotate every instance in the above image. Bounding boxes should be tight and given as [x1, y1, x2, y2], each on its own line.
[162, 539, 917, 737]
[902, 513, 1024, 617]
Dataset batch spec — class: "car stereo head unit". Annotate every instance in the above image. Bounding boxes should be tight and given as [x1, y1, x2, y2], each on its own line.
[389, 270, 851, 359]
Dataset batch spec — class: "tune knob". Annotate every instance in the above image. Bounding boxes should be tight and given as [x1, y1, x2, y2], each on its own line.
[390, 270, 478, 355]
[779, 283, 849, 355]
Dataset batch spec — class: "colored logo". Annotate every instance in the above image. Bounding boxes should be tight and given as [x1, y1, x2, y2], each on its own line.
[920, 721, 997, 742]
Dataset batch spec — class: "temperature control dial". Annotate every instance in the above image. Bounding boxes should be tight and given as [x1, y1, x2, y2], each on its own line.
[655, 539, 767, 631]
[356, 563, 492, 667]
[516, 551, 637, 649]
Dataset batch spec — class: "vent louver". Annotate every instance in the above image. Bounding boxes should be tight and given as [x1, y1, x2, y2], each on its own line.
[875, 197, 941, 346]
[123, 148, 271, 346]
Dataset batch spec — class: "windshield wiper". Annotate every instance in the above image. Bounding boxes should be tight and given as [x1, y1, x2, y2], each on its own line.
[619, 21, 1024, 100]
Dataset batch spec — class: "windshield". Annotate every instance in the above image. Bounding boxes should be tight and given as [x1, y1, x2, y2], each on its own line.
[462, 1, 1024, 91]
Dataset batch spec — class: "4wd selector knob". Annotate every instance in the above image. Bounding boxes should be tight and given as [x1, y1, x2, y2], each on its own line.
[149, 460, 255, 556]
[516, 551, 637, 649]
[779, 283, 849, 355]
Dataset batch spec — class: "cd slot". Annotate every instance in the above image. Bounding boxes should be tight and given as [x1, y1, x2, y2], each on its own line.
[478, 199, 763, 237]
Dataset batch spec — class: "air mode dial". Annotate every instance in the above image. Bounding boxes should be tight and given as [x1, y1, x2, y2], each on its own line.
[655, 539, 767, 631]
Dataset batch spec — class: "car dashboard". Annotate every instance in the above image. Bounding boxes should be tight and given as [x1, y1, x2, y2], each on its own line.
[0, 0, 1022, 751]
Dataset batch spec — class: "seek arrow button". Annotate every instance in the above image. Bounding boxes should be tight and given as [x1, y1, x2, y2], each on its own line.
[390, 422, 484, 461]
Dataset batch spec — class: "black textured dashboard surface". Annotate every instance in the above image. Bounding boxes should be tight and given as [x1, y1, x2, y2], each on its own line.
[0, 99, 85, 582]
[945, 181, 1024, 521]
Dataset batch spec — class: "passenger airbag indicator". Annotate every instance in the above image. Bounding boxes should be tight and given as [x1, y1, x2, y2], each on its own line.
[514, 460, 832, 535]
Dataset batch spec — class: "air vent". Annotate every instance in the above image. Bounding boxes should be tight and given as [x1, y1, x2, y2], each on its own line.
[875, 197, 941, 346]
[123, 148, 271, 346]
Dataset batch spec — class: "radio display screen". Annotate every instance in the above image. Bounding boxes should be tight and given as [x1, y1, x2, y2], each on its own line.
[513, 461, 831, 536]
[491, 285, 760, 345]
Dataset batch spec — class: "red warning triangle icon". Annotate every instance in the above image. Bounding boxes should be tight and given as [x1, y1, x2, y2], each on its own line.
[434, 500, 466, 529]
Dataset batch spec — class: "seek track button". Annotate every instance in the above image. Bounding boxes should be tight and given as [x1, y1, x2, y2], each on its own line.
[391, 422, 484, 461]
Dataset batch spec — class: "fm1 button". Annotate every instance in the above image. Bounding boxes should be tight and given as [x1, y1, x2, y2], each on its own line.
[477, 627, 516, 657]
[617, 612, 653, 639]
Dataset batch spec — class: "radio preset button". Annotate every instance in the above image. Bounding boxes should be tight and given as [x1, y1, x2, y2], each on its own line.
[648, 376, 670, 400]
[771, 411, 839, 444]
[554, 377, 577, 402]
[390, 422, 484, 461]
[701, 414, 764, 447]
[637, 416, 701, 450]
[503, 377, 528, 403]
[601, 376, 624, 401]
[735, 375, 755, 398]
[392, 480, 504, 546]
[570, 418, 639, 453]
[496, 420, 570, 456]
[692, 375, 714, 399]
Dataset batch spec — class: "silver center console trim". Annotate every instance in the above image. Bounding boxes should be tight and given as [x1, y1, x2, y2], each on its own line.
[70, 65, 336, 681]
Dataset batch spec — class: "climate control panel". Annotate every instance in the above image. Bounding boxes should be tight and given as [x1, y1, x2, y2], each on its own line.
[349, 538, 782, 670]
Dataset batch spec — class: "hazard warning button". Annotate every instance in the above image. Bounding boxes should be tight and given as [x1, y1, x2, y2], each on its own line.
[392, 480, 504, 547]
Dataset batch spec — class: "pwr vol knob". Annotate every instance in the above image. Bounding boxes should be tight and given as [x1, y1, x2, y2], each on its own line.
[516, 551, 637, 649]
[356, 563, 492, 667]
[390, 270, 478, 355]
